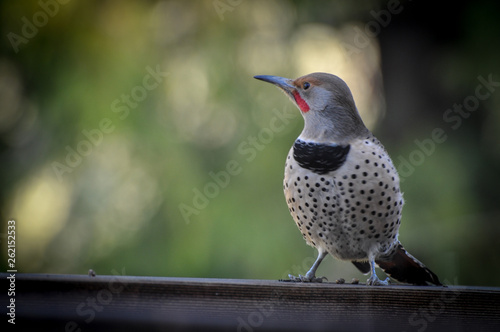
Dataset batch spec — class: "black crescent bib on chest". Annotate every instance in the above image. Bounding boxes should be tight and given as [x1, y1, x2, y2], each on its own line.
[293, 139, 350, 175]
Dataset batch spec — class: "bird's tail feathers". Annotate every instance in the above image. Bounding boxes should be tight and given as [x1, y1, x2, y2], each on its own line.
[376, 242, 442, 286]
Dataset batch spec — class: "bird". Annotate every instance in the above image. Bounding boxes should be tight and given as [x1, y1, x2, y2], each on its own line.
[254, 72, 442, 286]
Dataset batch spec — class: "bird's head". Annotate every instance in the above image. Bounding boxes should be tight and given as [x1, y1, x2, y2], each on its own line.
[254, 72, 368, 143]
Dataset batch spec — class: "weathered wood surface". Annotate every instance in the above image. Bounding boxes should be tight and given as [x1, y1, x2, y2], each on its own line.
[1, 273, 500, 331]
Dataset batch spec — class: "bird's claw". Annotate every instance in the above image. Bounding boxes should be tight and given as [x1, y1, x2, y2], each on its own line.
[288, 274, 327, 283]
[367, 276, 390, 286]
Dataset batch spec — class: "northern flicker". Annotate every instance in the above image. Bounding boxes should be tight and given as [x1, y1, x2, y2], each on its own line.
[254, 73, 442, 286]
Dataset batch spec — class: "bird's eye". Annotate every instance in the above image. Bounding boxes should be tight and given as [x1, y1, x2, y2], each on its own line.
[303, 82, 310, 90]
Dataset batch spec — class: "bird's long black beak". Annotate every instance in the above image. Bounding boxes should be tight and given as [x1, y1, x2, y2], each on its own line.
[254, 75, 295, 97]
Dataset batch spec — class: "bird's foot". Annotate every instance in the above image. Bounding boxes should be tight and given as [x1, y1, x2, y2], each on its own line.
[367, 275, 390, 286]
[288, 274, 327, 283]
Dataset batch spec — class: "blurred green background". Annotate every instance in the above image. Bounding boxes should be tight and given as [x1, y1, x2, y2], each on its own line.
[1, 0, 499, 286]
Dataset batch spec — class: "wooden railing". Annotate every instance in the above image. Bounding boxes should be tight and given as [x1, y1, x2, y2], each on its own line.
[1, 273, 499, 331]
